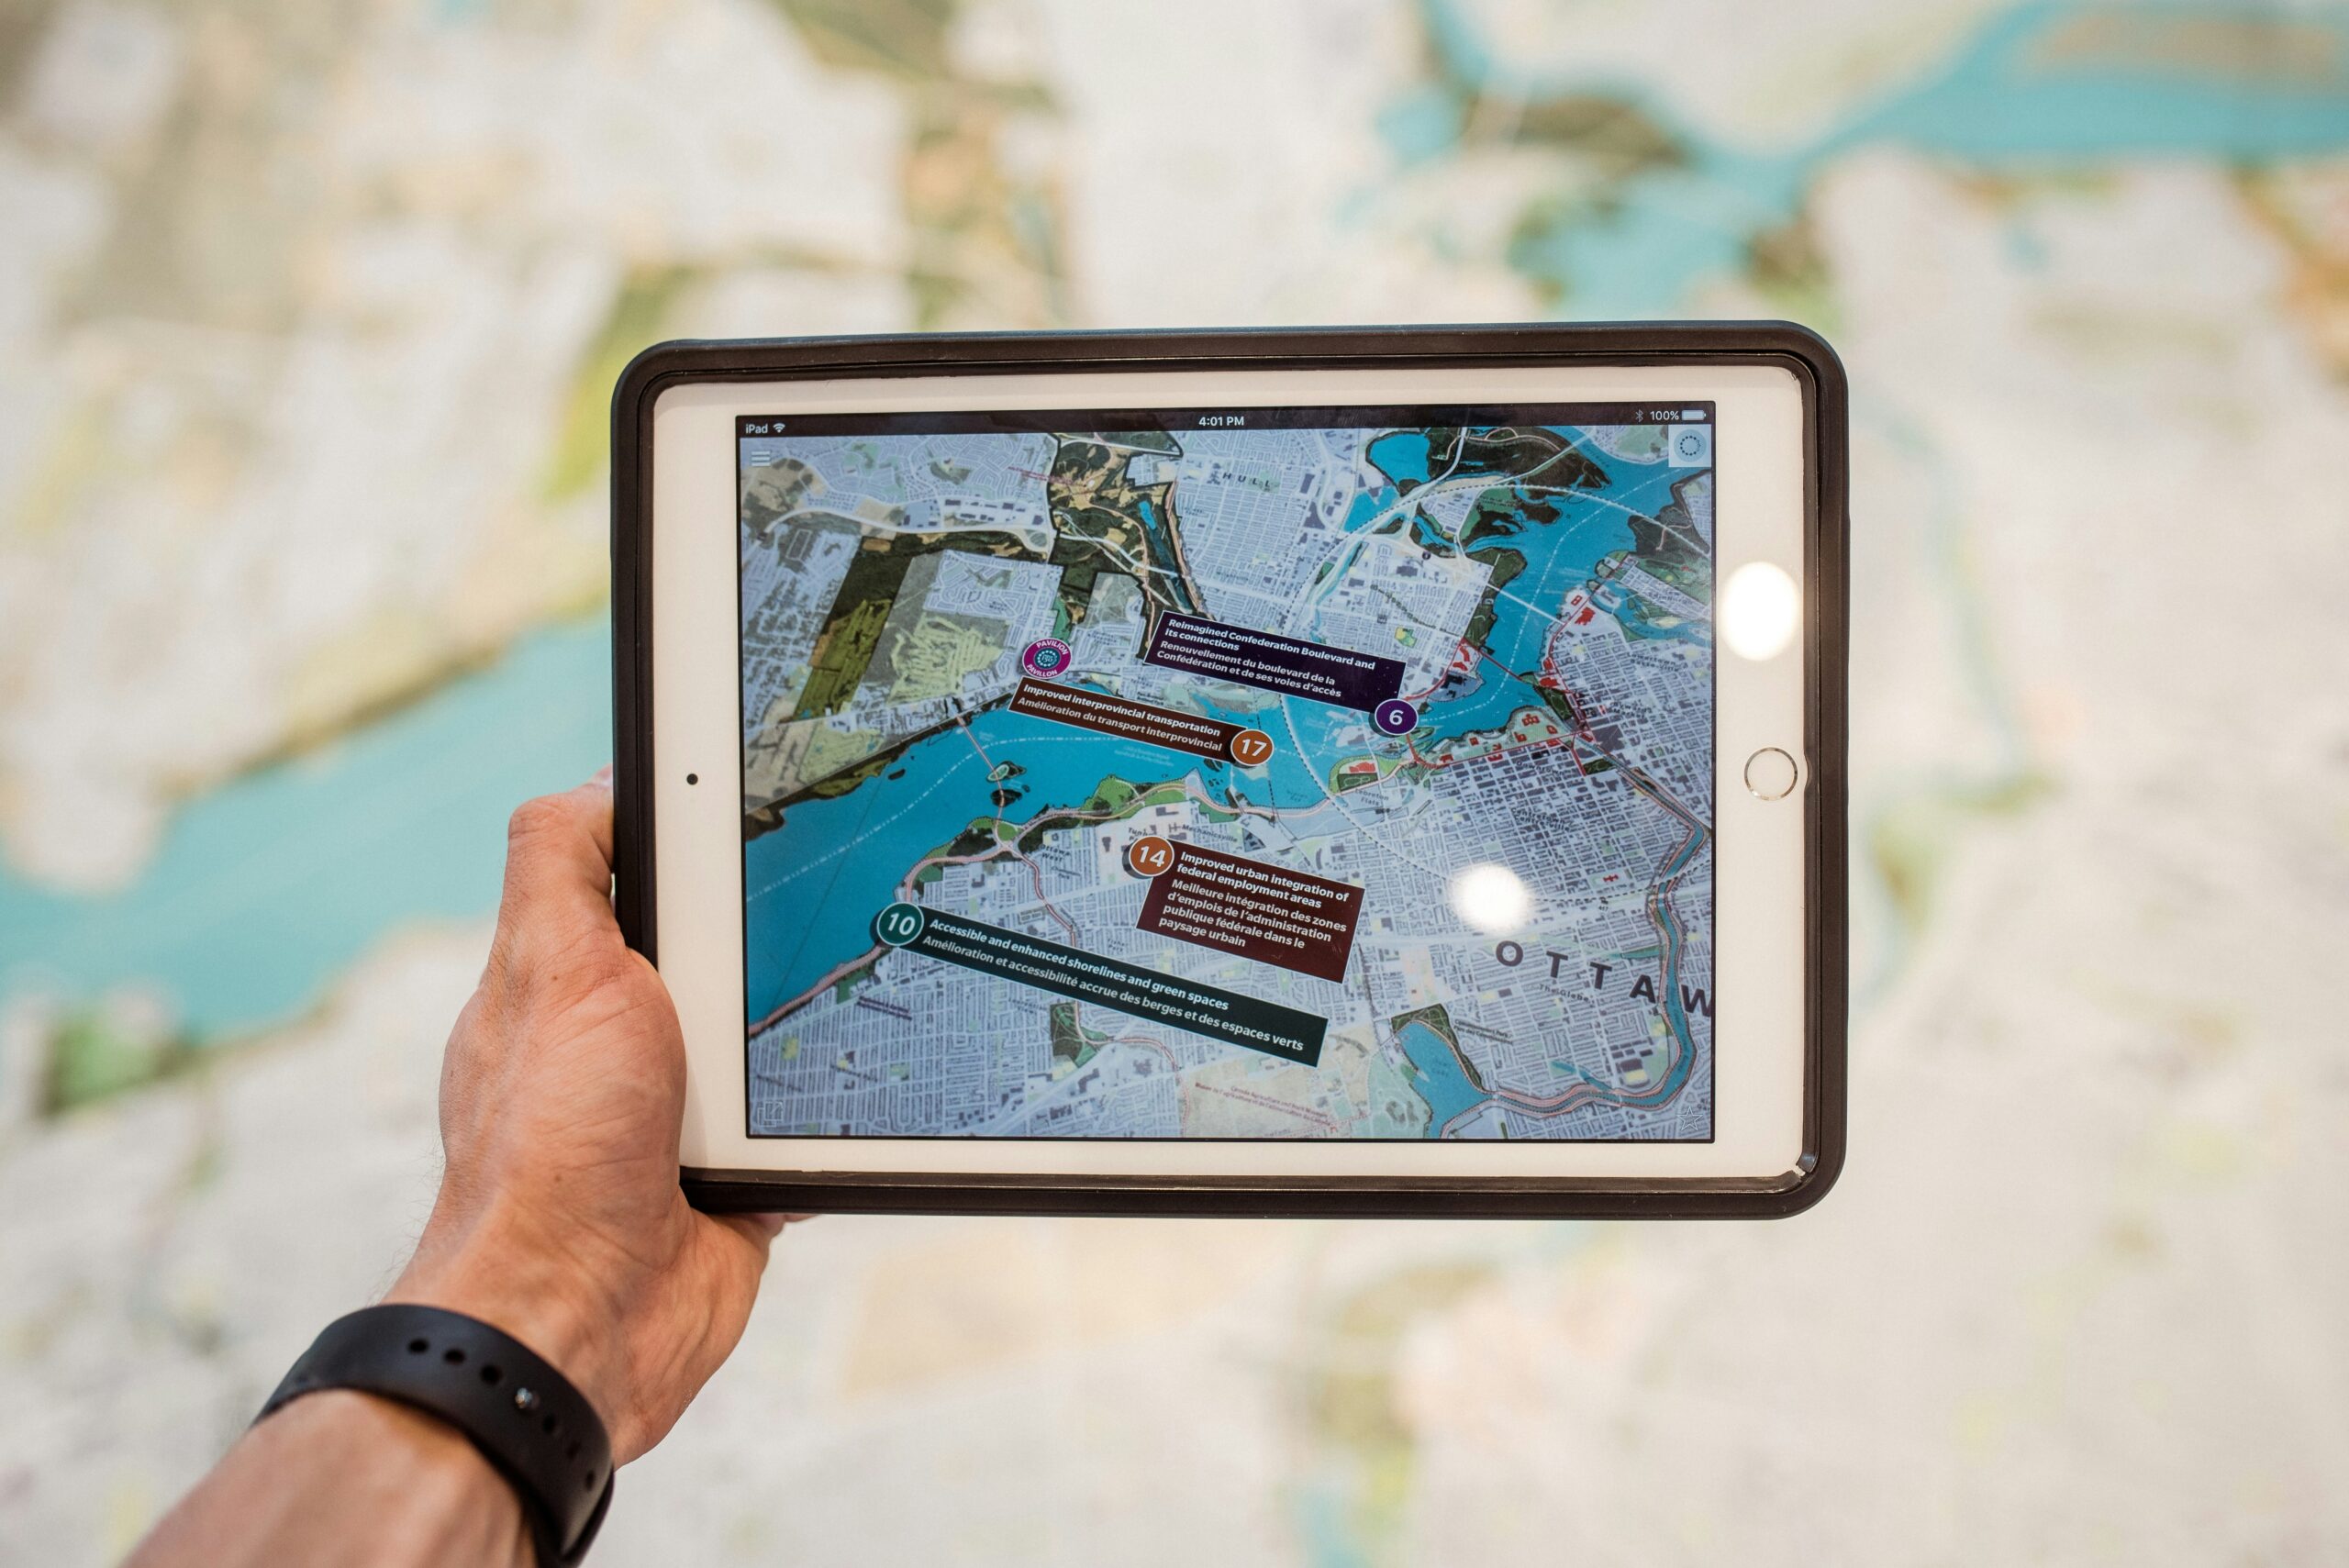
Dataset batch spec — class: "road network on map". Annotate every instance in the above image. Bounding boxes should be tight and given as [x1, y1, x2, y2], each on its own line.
[736, 412, 1715, 1140]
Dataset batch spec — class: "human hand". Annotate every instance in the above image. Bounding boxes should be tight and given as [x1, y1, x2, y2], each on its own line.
[386, 770, 788, 1462]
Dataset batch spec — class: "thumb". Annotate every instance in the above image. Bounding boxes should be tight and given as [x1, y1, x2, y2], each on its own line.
[493, 773, 622, 968]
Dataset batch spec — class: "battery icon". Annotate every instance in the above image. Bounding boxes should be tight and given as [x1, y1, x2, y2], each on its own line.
[1680, 408, 1706, 419]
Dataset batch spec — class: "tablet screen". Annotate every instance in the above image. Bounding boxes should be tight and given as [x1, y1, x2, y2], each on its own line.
[736, 402, 1714, 1141]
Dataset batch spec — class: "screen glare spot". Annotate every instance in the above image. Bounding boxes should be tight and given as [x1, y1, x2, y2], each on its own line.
[1447, 862, 1531, 935]
[1721, 561, 1799, 662]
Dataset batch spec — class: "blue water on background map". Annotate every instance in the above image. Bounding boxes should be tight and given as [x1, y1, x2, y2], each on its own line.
[1416, 0, 2349, 313]
[0, 619, 611, 1037]
[1830, 4, 2349, 161]
[7, 0, 2349, 1044]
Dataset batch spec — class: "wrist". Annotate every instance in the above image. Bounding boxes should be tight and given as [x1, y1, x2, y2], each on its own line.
[129, 1390, 532, 1568]
[389, 1203, 628, 1435]
[252, 1303, 617, 1566]
[305, 1392, 537, 1568]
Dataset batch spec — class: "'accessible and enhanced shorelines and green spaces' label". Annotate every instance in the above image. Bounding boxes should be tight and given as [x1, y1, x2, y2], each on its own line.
[873, 902, 1326, 1067]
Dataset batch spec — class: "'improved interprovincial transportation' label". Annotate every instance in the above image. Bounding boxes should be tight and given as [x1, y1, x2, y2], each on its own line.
[1008, 676, 1274, 766]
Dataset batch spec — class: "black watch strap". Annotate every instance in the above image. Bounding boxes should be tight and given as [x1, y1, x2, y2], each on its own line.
[258, 1304, 614, 1566]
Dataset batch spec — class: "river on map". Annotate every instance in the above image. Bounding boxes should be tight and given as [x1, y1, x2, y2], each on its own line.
[7, 0, 2345, 1046]
[0, 619, 612, 1038]
[1408, 0, 2349, 316]
[744, 685, 1486, 1021]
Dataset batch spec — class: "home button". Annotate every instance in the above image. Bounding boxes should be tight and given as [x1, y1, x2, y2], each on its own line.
[1743, 747, 1800, 801]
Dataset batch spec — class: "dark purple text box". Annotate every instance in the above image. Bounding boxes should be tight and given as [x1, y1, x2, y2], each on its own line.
[1141, 613, 1403, 713]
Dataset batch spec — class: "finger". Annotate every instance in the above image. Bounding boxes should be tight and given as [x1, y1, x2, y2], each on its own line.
[578, 766, 616, 862]
[493, 778, 622, 963]
[713, 1211, 812, 1254]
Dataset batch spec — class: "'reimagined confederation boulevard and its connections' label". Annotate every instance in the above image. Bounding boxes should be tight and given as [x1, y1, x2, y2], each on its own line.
[735, 404, 1716, 1140]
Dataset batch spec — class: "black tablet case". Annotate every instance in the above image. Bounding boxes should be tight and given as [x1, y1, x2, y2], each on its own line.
[611, 323, 1846, 1218]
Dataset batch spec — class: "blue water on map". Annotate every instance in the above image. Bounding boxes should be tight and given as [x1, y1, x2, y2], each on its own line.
[745, 709, 1178, 1018]
[1478, 472, 1655, 676]
[1415, 0, 2349, 312]
[1195, 695, 1351, 805]
[1338, 484, 1401, 534]
[1420, 659, 1542, 741]
[1395, 1018, 1486, 1134]
[11, 0, 2349, 1045]
[746, 685, 1413, 1018]
[0, 619, 611, 1038]
[1828, 4, 2349, 161]
[1366, 430, 1432, 484]
[1133, 494, 1183, 595]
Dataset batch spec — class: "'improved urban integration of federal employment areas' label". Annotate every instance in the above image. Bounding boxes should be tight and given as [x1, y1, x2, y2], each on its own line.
[1130, 839, 1364, 984]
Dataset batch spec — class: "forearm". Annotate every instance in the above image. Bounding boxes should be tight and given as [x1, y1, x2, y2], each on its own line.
[128, 1390, 532, 1568]
[128, 778, 785, 1564]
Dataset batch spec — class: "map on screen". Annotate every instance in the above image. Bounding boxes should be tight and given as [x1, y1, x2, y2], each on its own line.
[736, 402, 1714, 1140]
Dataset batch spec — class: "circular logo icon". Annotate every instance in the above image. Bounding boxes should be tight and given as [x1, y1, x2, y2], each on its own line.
[1019, 638, 1073, 678]
[874, 901, 928, 947]
[1676, 431, 1705, 459]
[1372, 698, 1419, 737]
[1229, 728, 1274, 767]
[1125, 835, 1175, 878]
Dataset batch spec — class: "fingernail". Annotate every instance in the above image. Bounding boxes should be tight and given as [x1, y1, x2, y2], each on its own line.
[589, 764, 614, 789]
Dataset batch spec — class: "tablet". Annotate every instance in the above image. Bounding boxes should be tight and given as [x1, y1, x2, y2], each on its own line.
[612, 324, 1845, 1218]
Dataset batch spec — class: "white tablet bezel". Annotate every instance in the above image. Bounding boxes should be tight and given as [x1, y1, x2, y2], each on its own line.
[651, 361, 1810, 1182]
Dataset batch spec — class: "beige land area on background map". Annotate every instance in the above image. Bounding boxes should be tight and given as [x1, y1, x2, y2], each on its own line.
[5, 1, 2349, 1563]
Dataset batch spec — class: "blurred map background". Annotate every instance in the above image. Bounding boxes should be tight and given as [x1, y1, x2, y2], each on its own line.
[5, 0, 2349, 1562]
